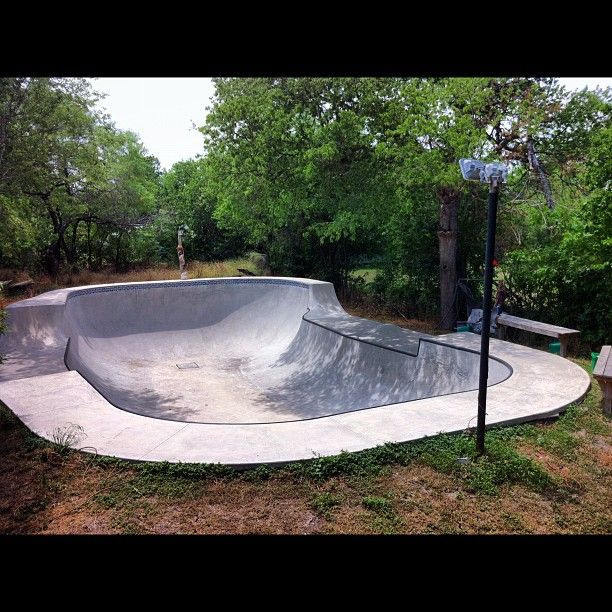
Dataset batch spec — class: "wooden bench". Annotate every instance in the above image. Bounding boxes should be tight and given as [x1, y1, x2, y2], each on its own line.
[593, 346, 612, 416]
[495, 313, 580, 357]
[0, 279, 34, 293]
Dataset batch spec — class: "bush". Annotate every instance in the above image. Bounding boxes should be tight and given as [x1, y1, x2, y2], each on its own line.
[502, 192, 611, 350]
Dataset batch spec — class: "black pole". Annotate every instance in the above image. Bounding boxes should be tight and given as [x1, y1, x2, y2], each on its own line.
[476, 179, 500, 456]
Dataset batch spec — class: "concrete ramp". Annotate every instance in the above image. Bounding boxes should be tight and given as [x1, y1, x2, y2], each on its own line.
[3, 278, 510, 423]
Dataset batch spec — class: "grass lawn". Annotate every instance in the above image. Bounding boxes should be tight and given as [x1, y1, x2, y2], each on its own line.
[0, 267, 610, 534]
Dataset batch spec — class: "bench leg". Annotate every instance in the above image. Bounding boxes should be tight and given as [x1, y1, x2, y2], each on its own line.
[600, 381, 612, 417]
[497, 326, 506, 341]
[559, 337, 568, 357]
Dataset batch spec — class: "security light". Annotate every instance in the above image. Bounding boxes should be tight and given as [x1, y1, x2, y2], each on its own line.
[483, 162, 508, 183]
[459, 158, 485, 181]
[459, 159, 508, 184]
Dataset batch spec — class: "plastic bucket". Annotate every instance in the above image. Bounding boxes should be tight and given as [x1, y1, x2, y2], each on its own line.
[591, 352, 600, 372]
[549, 341, 561, 355]
[455, 325, 470, 333]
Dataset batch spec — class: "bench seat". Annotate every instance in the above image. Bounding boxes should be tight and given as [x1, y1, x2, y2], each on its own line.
[593, 345, 612, 416]
[495, 313, 580, 357]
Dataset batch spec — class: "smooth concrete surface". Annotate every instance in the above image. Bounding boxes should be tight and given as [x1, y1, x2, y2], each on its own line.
[0, 277, 591, 466]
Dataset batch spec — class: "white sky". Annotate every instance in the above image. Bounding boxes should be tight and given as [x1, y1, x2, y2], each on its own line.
[90, 77, 611, 171]
[91, 78, 216, 170]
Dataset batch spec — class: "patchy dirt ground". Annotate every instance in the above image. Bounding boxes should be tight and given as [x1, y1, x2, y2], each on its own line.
[1, 373, 610, 535]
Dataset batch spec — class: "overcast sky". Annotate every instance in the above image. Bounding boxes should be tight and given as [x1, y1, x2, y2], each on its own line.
[90, 77, 612, 171]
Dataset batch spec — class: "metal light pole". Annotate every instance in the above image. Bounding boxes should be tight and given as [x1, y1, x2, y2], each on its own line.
[459, 159, 508, 455]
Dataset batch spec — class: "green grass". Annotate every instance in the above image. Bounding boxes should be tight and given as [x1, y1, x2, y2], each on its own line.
[310, 492, 342, 520]
[82, 424, 558, 512]
[89, 460, 236, 509]
[362, 495, 403, 534]
[349, 268, 381, 284]
[521, 378, 607, 462]
[1, 392, 589, 502]
[78, 419, 562, 499]
[283, 425, 554, 495]
[362, 495, 394, 515]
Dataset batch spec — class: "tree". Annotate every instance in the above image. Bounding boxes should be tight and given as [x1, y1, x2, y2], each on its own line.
[200, 77, 398, 285]
[0, 78, 160, 274]
[379, 78, 492, 328]
[156, 158, 244, 262]
[379, 78, 611, 329]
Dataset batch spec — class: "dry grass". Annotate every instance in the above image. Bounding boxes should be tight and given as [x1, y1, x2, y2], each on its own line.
[0, 258, 258, 307]
[0, 363, 610, 534]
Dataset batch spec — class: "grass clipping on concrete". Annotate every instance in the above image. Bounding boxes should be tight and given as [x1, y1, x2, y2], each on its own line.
[0, 357, 610, 534]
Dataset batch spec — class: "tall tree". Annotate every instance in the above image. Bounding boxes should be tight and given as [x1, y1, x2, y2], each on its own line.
[0, 78, 160, 274]
[380, 78, 491, 328]
[201, 77, 398, 284]
[156, 158, 244, 262]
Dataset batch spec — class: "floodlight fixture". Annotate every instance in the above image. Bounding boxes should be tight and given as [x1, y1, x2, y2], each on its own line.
[483, 162, 508, 184]
[459, 158, 485, 181]
[459, 158, 508, 185]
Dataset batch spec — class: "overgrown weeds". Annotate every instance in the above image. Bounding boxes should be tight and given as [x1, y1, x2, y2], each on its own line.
[310, 492, 342, 520]
[50, 423, 86, 456]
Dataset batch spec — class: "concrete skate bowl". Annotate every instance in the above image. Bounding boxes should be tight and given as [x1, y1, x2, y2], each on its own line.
[0, 277, 592, 465]
[58, 278, 512, 424]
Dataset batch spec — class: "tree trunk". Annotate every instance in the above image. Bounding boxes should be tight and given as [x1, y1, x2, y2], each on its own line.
[69, 220, 80, 267]
[115, 232, 122, 272]
[60, 220, 80, 271]
[437, 187, 459, 330]
[44, 240, 62, 277]
[42, 198, 64, 276]
[86, 221, 92, 269]
[527, 136, 555, 210]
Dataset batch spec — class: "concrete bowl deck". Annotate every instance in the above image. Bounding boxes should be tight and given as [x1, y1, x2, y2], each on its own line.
[0, 277, 591, 467]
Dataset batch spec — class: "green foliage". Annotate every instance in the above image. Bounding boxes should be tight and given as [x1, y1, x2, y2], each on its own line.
[0, 78, 161, 274]
[1, 77, 609, 345]
[240, 465, 273, 483]
[200, 78, 400, 284]
[284, 428, 553, 496]
[136, 460, 234, 481]
[361, 494, 403, 533]
[155, 158, 245, 262]
[500, 124, 612, 348]
[464, 440, 554, 495]
[361, 495, 393, 515]
[310, 492, 342, 519]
